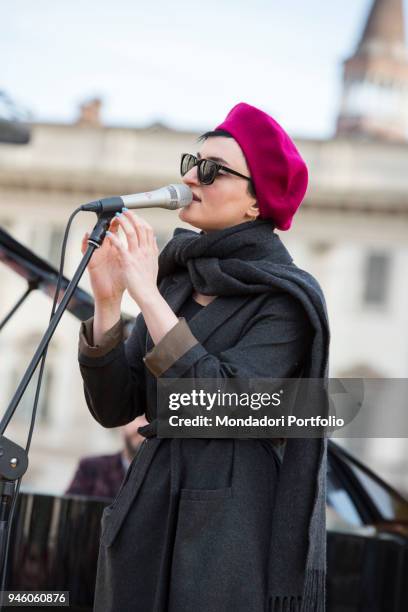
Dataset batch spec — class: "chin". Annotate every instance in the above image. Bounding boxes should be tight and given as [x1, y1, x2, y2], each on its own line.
[179, 205, 232, 233]
[179, 206, 203, 228]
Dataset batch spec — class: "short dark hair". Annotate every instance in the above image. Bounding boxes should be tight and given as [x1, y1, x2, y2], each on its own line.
[197, 129, 257, 200]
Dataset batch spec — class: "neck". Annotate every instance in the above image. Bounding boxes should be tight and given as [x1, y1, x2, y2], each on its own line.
[196, 217, 261, 235]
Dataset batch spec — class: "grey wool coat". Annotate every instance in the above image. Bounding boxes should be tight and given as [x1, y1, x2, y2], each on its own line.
[77, 219, 328, 612]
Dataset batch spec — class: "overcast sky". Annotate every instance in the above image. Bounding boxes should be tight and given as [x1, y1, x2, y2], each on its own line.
[2, 0, 404, 138]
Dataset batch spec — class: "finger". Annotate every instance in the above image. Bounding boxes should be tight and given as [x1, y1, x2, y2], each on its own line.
[123, 210, 152, 248]
[125, 211, 148, 248]
[105, 230, 127, 257]
[81, 232, 89, 254]
[115, 212, 139, 251]
[108, 216, 120, 233]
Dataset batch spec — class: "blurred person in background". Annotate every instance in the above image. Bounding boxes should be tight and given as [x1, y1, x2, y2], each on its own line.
[65, 414, 148, 499]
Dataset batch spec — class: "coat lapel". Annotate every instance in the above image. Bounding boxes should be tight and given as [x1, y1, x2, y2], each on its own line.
[145, 273, 251, 352]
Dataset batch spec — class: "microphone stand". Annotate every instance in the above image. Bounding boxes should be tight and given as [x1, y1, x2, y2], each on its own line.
[0, 210, 114, 581]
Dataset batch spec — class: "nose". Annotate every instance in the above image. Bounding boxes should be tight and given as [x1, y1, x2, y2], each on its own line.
[181, 165, 200, 186]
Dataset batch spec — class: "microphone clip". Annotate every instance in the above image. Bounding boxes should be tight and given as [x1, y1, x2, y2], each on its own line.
[87, 210, 117, 247]
[81, 196, 124, 213]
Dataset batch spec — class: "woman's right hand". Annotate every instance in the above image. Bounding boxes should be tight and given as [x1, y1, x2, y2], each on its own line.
[81, 216, 127, 305]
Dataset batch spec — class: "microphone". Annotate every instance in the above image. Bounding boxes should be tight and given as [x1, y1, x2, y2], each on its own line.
[81, 184, 192, 213]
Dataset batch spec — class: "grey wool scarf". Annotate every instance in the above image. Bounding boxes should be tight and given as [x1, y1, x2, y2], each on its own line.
[157, 218, 331, 612]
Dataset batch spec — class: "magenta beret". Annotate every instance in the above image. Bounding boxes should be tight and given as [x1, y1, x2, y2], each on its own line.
[215, 102, 308, 231]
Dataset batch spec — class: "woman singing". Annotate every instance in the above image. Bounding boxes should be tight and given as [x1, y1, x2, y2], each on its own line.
[78, 102, 330, 612]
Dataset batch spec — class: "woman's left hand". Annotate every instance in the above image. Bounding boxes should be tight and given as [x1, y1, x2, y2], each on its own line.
[105, 209, 160, 306]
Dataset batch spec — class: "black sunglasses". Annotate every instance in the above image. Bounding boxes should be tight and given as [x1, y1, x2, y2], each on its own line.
[180, 153, 252, 186]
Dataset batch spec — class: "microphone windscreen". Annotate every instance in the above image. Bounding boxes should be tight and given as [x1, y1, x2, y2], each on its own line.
[169, 184, 193, 208]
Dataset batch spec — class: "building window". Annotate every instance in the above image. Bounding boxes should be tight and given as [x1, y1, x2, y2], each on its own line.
[48, 226, 65, 268]
[363, 252, 390, 306]
[28, 224, 64, 268]
[9, 364, 53, 424]
[7, 334, 56, 424]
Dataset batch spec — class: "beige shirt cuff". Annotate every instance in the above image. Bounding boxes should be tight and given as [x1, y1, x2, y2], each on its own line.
[143, 317, 199, 377]
[78, 316, 124, 358]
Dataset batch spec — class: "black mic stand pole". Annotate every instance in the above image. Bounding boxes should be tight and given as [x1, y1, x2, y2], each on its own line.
[0, 210, 114, 579]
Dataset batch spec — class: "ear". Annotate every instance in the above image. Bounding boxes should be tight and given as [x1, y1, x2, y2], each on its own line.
[245, 201, 259, 221]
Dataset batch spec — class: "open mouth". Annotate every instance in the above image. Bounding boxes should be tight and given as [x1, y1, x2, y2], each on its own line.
[192, 192, 201, 202]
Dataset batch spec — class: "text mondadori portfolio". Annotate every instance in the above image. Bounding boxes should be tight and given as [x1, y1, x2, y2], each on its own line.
[167, 415, 343, 428]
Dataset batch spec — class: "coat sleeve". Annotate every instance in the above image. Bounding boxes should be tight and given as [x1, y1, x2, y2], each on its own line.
[143, 294, 313, 380]
[78, 312, 148, 428]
